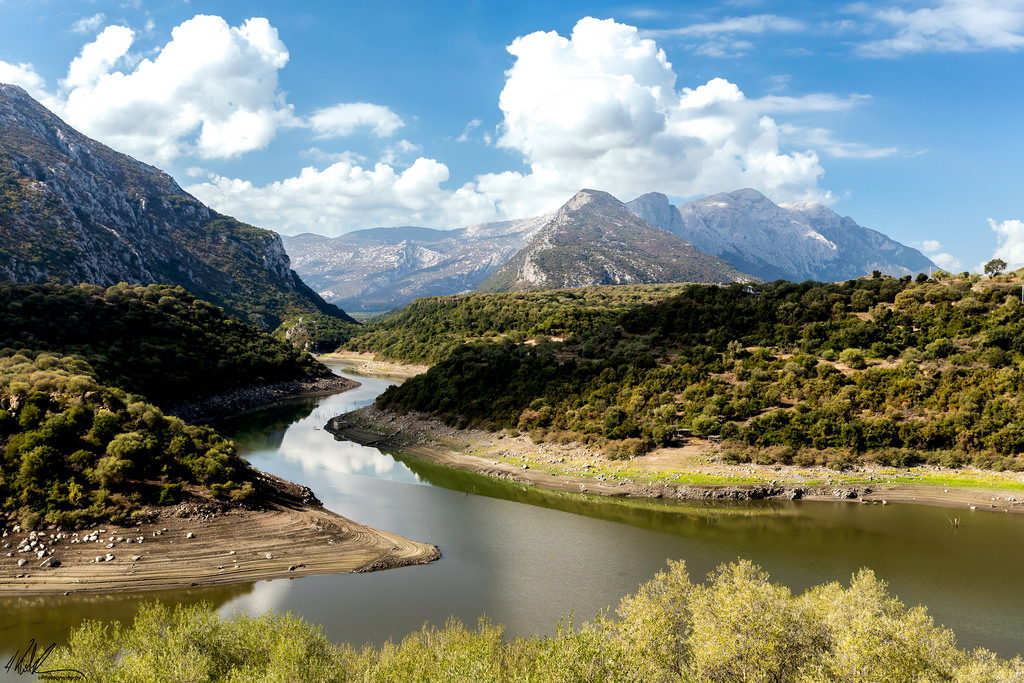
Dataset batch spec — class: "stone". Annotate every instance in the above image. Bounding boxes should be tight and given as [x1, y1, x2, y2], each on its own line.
[39, 557, 59, 568]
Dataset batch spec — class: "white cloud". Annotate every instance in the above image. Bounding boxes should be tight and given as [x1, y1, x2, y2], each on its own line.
[778, 124, 899, 159]
[922, 239, 943, 252]
[989, 218, 1024, 269]
[0, 61, 48, 99]
[63, 25, 134, 90]
[456, 118, 483, 142]
[16, 14, 872, 237]
[858, 0, 1024, 56]
[651, 14, 806, 37]
[49, 15, 294, 165]
[186, 158, 497, 234]
[476, 17, 835, 218]
[309, 102, 404, 138]
[930, 253, 962, 271]
[71, 13, 106, 35]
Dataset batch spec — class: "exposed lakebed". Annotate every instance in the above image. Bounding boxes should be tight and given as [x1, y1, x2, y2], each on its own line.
[2, 366, 1023, 672]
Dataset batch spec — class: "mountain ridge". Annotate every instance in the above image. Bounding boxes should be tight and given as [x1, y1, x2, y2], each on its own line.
[0, 83, 353, 328]
[626, 189, 934, 282]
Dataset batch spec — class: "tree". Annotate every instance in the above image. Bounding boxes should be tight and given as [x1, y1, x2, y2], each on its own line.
[984, 258, 1007, 277]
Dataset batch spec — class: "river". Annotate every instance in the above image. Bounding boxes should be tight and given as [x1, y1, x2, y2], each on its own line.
[2, 367, 1023, 674]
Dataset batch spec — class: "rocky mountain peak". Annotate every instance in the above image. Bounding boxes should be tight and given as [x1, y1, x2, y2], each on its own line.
[628, 187, 933, 282]
[477, 189, 750, 292]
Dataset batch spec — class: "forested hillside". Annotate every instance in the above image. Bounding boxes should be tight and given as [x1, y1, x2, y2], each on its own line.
[339, 285, 689, 364]
[0, 352, 256, 528]
[0, 281, 338, 526]
[375, 272, 1024, 468]
[0, 281, 329, 407]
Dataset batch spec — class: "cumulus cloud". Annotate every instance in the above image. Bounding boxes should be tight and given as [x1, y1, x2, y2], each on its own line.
[187, 158, 488, 234]
[989, 218, 1024, 269]
[309, 102, 404, 138]
[857, 0, 1024, 56]
[0, 61, 48, 99]
[50, 15, 295, 165]
[472, 17, 835, 218]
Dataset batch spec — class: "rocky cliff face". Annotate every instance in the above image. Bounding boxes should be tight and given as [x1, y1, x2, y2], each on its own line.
[477, 189, 750, 292]
[627, 189, 934, 282]
[282, 215, 551, 313]
[0, 83, 352, 328]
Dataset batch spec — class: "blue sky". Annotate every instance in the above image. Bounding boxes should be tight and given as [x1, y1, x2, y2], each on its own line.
[1, 1, 1022, 273]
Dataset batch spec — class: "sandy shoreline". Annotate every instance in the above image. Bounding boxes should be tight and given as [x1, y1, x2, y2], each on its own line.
[0, 472, 440, 596]
[318, 352, 429, 379]
[332, 405, 1024, 515]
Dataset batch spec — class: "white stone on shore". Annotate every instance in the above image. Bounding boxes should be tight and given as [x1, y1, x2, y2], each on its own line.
[265, 552, 273, 559]
[131, 555, 141, 561]
[186, 532, 195, 539]
[17, 558, 26, 566]
[105, 553, 114, 561]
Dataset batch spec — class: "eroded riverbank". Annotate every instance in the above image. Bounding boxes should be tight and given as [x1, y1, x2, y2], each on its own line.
[330, 405, 1024, 515]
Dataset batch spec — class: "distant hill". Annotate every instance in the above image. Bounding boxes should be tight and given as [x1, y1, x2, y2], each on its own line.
[627, 189, 935, 282]
[282, 214, 550, 313]
[476, 189, 750, 292]
[0, 83, 354, 329]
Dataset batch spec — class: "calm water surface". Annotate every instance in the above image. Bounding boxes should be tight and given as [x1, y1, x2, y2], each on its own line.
[3, 366, 1024, 675]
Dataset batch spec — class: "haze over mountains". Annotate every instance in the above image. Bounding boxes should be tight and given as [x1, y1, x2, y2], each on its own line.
[0, 83, 352, 328]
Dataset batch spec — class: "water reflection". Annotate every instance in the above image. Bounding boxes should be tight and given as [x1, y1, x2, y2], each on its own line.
[3, 365, 1024, 670]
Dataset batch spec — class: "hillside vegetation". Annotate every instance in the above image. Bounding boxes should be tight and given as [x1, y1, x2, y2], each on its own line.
[51, 559, 1022, 680]
[338, 285, 690, 365]
[375, 272, 1024, 467]
[0, 281, 329, 408]
[0, 352, 255, 529]
[0, 281, 337, 526]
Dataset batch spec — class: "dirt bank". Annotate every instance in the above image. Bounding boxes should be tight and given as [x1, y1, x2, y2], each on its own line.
[0, 472, 440, 596]
[330, 406, 1024, 514]
[318, 352, 429, 379]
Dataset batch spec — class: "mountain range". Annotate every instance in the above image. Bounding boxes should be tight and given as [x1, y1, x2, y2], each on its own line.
[0, 83, 353, 328]
[286, 188, 933, 312]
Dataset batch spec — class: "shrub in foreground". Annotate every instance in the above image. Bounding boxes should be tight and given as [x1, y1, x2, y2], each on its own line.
[52, 560, 1024, 681]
